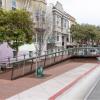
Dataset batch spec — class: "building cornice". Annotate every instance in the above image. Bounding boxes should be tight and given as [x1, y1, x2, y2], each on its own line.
[33, 0, 47, 5]
[53, 6, 75, 22]
[53, 7, 67, 18]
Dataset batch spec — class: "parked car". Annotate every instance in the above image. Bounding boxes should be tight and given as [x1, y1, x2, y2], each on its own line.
[88, 49, 98, 55]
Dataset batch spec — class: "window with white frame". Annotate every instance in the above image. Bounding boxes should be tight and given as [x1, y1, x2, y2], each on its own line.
[12, 0, 16, 10]
[57, 15, 61, 27]
[57, 15, 59, 25]
[64, 19, 68, 29]
[66, 19, 69, 29]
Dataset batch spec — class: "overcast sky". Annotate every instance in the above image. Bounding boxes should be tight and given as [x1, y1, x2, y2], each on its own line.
[47, 0, 100, 26]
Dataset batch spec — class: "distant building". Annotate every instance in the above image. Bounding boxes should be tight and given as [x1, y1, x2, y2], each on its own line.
[46, 2, 76, 50]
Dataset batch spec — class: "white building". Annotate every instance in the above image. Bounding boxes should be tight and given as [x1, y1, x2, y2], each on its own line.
[46, 2, 76, 50]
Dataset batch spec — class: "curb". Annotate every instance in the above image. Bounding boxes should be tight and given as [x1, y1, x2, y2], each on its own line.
[84, 73, 100, 100]
[49, 64, 98, 100]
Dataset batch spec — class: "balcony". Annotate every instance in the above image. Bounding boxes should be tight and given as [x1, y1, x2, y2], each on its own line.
[34, 22, 46, 32]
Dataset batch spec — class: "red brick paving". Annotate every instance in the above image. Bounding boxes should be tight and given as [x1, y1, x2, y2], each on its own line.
[0, 58, 98, 99]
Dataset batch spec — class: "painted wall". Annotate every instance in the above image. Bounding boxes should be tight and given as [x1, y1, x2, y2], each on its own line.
[0, 42, 13, 62]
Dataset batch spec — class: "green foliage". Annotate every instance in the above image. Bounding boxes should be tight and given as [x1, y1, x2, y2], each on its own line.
[0, 8, 34, 51]
[70, 24, 100, 45]
[0, 9, 9, 42]
[71, 24, 85, 43]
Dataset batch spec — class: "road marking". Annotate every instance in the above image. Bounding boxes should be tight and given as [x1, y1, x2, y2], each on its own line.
[49, 64, 98, 100]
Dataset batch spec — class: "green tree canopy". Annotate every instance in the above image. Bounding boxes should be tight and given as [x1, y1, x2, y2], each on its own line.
[0, 9, 9, 42]
[70, 24, 85, 44]
[70, 24, 100, 46]
[0, 9, 35, 56]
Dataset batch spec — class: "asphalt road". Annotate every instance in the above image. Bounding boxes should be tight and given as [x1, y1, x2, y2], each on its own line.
[86, 76, 100, 100]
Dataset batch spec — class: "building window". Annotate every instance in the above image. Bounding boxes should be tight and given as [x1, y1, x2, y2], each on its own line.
[57, 16, 59, 25]
[66, 20, 69, 29]
[62, 36, 64, 41]
[42, 11, 45, 23]
[66, 35, 69, 42]
[58, 49, 60, 51]
[57, 15, 61, 26]
[0, 0, 2, 8]
[35, 10, 40, 21]
[33, 36, 36, 42]
[12, 0, 16, 10]
[62, 42, 64, 46]
[57, 35, 59, 41]
[64, 19, 66, 28]
[64, 19, 68, 28]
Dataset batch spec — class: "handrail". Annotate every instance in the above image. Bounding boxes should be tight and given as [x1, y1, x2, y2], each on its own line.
[0, 47, 100, 65]
[0, 47, 100, 80]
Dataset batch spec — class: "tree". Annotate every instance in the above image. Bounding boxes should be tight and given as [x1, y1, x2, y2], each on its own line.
[0, 9, 35, 57]
[0, 9, 9, 42]
[95, 27, 100, 45]
[81, 24, 96, 45]
[70, 24, 85, 45]
[70, 24, 97, 46]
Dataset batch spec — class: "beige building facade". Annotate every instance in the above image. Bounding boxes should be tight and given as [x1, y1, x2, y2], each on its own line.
[1, 0, 46, 30]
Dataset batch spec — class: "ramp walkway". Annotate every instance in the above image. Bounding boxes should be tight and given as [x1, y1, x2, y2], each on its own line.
[6, 63, 100, 100]
[0, 47, 100, 80]
[85, 75, 100, 100]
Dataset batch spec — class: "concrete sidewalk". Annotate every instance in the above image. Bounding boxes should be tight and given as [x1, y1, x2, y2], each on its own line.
[56, 64, 100, 100]
[85, 75, 100, 100]
[6, 63, 99, 100]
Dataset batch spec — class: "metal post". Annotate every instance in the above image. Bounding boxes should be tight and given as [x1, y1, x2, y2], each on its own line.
[30, 59, 33, 72]
[35, 33, 38, 76]
[11, 65, 14, 80]
[23, 54, 26, 75]
[54, 52, 56, 63]
[8, 57, 10, 68]
[44, 51, 47, 67]
[36, 51, 38, 76]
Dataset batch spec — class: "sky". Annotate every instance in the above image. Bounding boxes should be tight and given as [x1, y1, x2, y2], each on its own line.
[47, 0, 100, 26]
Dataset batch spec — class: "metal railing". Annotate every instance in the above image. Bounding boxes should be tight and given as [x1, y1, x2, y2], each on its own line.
[0, 47, 100, 80]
